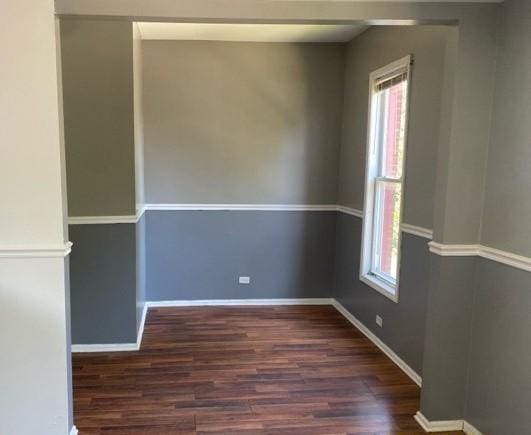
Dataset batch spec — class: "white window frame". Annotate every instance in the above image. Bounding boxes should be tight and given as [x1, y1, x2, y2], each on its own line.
[360, 55, 412, 303]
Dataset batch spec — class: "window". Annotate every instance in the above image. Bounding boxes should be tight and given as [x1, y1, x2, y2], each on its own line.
[360, 55, 411, 302]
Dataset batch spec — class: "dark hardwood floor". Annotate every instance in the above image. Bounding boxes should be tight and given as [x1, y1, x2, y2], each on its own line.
[73, 306, 463, 434]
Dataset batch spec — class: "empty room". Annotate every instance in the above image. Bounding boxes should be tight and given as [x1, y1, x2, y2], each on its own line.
[1, 1, 530, 435]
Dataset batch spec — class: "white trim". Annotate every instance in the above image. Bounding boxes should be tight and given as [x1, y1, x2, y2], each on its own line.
[72, 302, 148, 353]
[428, 241, 480, 256]
[414, 412, 484, 435]
[336, 205, 363, 218]
[65, 204, 432, 245]
[136, 303, 148, 349]
[68, 206, 146, 225]
[147, 298, 334, 307]
[68, 215, 138, 225]
[479, 245, 531, 273]
[70, 425, 79, 435]
[463, 420, 484, 435]
[359, 54, 412, 305]
[0, 241, 72, 258]
[71, 342, 138, 353]
[332, 300, 422, 387]
[414, 412, 464, 432]
[401, 223, 433, 239]
[360, 274, 399, 303]
[71, 298, 424, 392]
[429, 242, 531, 273]
[136, 204, 146, 221]
[144, 203, 338, 212]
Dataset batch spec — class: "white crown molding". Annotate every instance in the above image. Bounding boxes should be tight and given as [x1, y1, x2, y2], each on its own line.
[401, 223, 433, 240]
[0, 241, 72, 258]
[70, 425, 79, 435]
[332, 300, 422, 386]
[147, 298, 334, 307]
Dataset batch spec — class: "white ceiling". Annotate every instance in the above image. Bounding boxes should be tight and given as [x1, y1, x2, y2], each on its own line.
[137, 22, 369, 43]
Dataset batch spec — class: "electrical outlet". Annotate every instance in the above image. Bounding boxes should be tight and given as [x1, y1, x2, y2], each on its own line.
[376, 315, 383, 327]
[239, 276, 250, 284]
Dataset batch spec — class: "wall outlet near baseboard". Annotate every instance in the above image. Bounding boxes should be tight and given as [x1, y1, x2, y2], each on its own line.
[239, 276, 250, 284]
[376, 315, 383, 327]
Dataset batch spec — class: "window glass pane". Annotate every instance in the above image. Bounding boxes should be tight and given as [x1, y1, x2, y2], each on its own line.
[376, 79, 407, 179]
[372, 181, 401, 283]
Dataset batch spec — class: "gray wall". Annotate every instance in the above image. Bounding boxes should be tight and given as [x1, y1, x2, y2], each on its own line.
[480, 0, 531, 257]
[465, 259, 531, 434]
[334, 26, 453, 376]
[142, 41, 345, 204]
[338, 25, 453, 229]
[69, 224, 138, 344]
[334, 214, 430, 375]
[420, 255, 477, 420]
[61, 19, 136, 216]
[463, 1, 531, 433]
[61, 19, 143, 346]
[146, 211, 336, 301]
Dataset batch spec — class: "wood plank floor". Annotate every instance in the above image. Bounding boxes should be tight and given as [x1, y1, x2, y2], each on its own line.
[73, 306, 463, 434]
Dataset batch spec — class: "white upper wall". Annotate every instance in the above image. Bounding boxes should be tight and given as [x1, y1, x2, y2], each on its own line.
[137, 22, 368, 42]
[0, 0, 67, 246]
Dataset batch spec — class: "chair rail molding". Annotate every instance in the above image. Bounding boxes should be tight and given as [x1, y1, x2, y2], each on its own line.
[429, 241, 531, 273]
[336, 205, 364, 218]
[401, 223, 433, 240]
[0, 241, 72, 258]
[144, 203, 338, 212]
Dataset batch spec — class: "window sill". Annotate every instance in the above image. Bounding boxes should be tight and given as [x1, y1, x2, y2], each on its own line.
[360, 273, 399, 303]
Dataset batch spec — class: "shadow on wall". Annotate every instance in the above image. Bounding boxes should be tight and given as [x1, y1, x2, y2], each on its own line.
[145, 210, 337, 301]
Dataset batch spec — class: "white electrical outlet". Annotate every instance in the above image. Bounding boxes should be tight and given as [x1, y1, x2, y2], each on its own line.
[376, 315, 383, 327]
[239, 276, 250, 284]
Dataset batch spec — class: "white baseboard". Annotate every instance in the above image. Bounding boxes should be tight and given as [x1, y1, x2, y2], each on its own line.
[72, 303, 148, 353]
[463, 420, 484, 435]
[71, 299, 331, 352]
[332, 300, 422, 387]
[147, 298, 334, 307]
[71, 342, 138, 353]
[70, 425, 78, 435]
[136, 302, 148, 349]
[414, 411, 484, 434]
[414, 411, 464, 432]
[72, 297, 423, 394]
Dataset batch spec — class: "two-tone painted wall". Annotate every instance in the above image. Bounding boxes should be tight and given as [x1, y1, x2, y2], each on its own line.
[462, 0, 531, 433]
[334, 25, 453, 376]
[141, 40, 346, 302]
[61, 19, 144, 345]
[60, 5, 531, 433]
